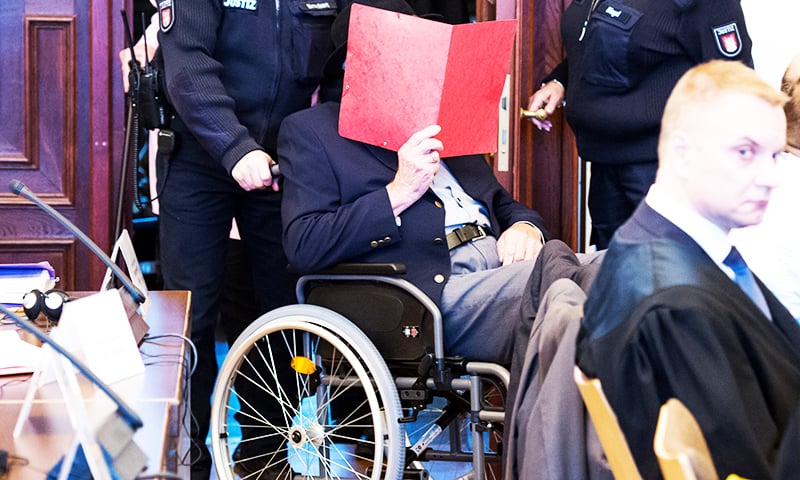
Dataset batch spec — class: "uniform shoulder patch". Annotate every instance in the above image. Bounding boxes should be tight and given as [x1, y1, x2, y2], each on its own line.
[712, 22, 743, 58]
[159, 0, 174, 33]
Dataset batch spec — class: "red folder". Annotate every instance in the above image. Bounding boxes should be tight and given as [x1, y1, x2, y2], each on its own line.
[339, 5, 517, 158]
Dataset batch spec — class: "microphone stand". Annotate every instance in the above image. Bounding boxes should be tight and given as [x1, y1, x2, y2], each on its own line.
[8, 180, 146, 305]
[0, 303, 143, 430]
[1, 303, 146, 479]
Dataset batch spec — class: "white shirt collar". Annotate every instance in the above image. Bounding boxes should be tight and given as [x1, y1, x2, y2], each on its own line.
[645, 184, 734, 277]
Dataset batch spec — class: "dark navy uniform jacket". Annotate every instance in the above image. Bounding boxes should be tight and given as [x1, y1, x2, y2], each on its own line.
[158, 0, 338, 171]
[544, 0, 753, 166]
[278, 101, 549, 308]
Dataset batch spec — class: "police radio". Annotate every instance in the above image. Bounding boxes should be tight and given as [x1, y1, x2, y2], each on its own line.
[121, 9, 170, 130]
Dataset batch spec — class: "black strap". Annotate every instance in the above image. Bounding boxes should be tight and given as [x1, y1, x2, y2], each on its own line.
[446, 224, 491, 250]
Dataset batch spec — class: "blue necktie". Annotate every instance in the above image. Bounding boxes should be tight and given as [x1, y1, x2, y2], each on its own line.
[723, 247, 771, 319]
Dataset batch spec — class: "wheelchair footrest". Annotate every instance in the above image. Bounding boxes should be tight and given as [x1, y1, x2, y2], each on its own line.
[403, 468, 430, 480]
[364, 466, 430, 479]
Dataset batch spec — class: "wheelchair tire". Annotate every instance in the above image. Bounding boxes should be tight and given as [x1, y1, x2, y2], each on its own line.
[210, 304, 405, 480]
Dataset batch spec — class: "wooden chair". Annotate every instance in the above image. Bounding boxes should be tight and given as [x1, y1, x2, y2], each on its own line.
[573, 366, 643, 480]
[654, 398, 719, 480]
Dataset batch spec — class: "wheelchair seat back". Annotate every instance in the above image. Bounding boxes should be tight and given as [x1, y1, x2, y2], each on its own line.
[305, 279, 434, 362]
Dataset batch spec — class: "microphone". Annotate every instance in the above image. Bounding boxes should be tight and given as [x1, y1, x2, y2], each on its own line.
[0, 302, 146, 478]
[0, 303, 143, 429]
[9, 179, 146, 304]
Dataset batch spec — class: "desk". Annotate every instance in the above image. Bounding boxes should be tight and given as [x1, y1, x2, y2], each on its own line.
[0, 290, 191, 479]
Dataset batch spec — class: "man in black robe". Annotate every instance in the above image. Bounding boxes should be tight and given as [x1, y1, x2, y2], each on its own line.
[576, 60, 800, 480]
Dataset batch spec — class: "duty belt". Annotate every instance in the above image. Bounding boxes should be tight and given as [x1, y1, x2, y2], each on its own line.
[446, 224, 492, 250]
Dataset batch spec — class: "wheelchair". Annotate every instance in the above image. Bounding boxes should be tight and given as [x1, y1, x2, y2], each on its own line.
[210, 263, 510, 479]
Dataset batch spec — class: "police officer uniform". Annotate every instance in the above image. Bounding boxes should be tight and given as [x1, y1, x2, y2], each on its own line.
[542, 0, 753, 249]
[155, 1, 338, 477]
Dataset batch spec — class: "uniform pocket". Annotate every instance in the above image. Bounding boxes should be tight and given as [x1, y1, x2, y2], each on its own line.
[580, 2, 642, 90]
[287, 0, 338, 84]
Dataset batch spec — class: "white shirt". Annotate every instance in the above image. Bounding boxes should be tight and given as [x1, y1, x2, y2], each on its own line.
[429, 163, 491, 233]
[730, 152, 800, 320]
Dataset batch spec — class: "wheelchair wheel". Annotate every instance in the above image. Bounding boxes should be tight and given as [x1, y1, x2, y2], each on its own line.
[210, 304, 405, 479]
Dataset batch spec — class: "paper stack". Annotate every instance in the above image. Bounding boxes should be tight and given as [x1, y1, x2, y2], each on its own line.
[0, 262, 57, 305]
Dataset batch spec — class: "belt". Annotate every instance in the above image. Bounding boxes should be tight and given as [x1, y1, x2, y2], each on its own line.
[446, 224, 492, 250]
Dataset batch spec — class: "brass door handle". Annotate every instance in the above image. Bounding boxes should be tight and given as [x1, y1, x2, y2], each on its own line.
[520, 108, 548, 120]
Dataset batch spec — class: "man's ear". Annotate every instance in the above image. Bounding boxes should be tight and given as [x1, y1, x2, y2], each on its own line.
[665, 129, 693, 178]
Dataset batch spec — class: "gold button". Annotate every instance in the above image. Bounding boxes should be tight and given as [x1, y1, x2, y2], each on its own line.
[434, 274, 445, 284]
[384, 236, 391, 243]
[370, 240, 379, 248]
[434, 200, 443, 208]
[434, 237, 443, 245]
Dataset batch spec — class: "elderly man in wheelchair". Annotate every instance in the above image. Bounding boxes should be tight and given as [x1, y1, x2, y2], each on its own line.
[207, 2, 551, 479]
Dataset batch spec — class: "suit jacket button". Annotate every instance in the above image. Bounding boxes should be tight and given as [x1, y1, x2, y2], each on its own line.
[434, 237, 443, 245]
[384, 236, 391, 243]
[434, 200, 443, 209]
[434, 274, 445, 284]
[370, 240, 379, 248]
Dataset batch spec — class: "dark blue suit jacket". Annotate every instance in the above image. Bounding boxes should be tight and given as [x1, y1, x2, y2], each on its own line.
[577, 201, 800, 479]
[278, 101, 548, 307]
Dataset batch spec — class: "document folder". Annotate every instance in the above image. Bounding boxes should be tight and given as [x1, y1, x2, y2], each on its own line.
[339, 5, 517, 157]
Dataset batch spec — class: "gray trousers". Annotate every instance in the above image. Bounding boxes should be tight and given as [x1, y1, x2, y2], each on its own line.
[441, 236, 535, 364]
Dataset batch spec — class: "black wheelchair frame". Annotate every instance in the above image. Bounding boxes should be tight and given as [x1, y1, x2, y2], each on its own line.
[210, 263, 509, 480]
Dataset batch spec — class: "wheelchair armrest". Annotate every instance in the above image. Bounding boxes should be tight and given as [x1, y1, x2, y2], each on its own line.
[314, 262, 407, 276]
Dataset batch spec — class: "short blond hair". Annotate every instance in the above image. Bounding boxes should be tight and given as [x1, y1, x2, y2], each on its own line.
[659, 60, 788, 155]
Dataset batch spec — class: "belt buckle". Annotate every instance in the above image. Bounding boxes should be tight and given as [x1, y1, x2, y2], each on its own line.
[471, 224, 487, 242]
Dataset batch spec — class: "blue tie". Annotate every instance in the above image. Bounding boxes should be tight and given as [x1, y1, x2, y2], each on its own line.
[723, 247, 771, 319]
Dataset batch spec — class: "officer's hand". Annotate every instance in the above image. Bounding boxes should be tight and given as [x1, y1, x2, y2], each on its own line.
[386, 125, 443, 216]
[526, 81, 564, 132]
[119, 41, 158, 92]
[232, 150, 279, 192]
[496, 222, 544, 266]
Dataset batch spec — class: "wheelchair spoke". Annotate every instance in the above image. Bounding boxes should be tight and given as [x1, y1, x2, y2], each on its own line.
[210, 306, 405, 480]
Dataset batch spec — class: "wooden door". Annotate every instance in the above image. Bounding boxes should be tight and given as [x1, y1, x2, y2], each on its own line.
[0, 0, 126, 291]
[479, 0, 580, 250]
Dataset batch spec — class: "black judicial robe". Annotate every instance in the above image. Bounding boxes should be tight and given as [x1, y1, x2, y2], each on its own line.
[576, 202, 800, 480]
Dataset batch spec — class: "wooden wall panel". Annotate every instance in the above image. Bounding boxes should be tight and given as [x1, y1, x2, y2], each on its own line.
[1, 1, 122, 292]
[0, 16, 79, 291]
[23, 17, 77, 203]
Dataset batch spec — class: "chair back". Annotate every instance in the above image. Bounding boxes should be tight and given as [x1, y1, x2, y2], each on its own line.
[301, 273, 436, 362]
[574, 366, 643, 480]
[654, 398, 719, 480]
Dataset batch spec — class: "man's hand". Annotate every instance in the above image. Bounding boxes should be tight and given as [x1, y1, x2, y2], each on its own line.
[496, 222, 544, 265]
[526, 81, 565, 132]
[119, 41, 158, 93]
[232, 150, 279, 192]
[119, 15, 159, 93]
[386, 125, 444, 216]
